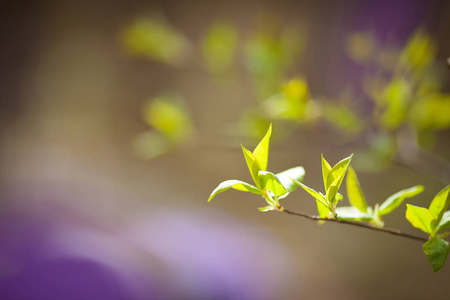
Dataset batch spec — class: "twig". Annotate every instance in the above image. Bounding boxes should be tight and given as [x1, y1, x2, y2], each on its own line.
[280, 208, 428, 242]
[395, 132, 450, 185]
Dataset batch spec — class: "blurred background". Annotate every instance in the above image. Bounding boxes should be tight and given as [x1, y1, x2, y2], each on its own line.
[1, 0, 450, 299]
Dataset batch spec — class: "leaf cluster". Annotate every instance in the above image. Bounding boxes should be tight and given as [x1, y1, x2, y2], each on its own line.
[406, 186, 450, 272]
[208, 124, 305, 212]
[208, 125, 450, 272]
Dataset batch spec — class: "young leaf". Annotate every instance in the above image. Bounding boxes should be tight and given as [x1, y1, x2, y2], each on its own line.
[405, 204, 435, 234]
[252, 124, 272, 172]
[378, 185, 424, 216]
[436, 211, 450, 233]
[291, 179, 327, 207]
[276, 166, 305, 192]
[346, 167, 367, 213]
[335, 206, 373, 221]
[259, 171, 288, 198]
[321, 154, 332, 191]
[258, 206, 273, 212]
[242, 145, 262, 188]
[428, 185, 450, 225]
[422, 237, 450, 273]
[316, 200, 331, 218]
[208, 180, 261, 202]
[326, 154, 353, 203]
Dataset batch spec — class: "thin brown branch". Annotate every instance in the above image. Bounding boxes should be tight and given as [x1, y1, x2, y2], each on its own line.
[280, 208, 429, 242]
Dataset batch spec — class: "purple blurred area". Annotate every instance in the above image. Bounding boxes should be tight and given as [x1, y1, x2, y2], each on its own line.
[0, 202, 292, 299]
[0, 0, 449, 299]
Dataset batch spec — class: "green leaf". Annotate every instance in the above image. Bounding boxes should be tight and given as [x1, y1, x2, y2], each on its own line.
[321, 154, 332, 191]
[378, 185, 424, 216]
[242, 145, 262, 188]
[121, 18, 190, 65]
[252, 124, 272, 172]
[322, 102, 364, 134]
[422, 237, 450, 273]
[258, 206, 273, 212]
[436, 211, 450, 233]
[410, 95, 450, 131]
[428, 185, 450, 225]
[379, 78, 411, 130]
[208, 180, 261, 202]
[276, 166, 305, 192]
[291, 178, 327, 207]
[316, 200, 331, 218]
[326, 154, 353, 203]
[259, 171, 288, 198]
[401, 29, 436, 71]
[335, 206, 373, 221]
[346, 167, 367, 213]
[405, 204, 436, 234]
[202, 22, 238, 74]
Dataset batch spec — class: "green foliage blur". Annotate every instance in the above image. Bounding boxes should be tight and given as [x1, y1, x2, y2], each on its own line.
[120, 15, 450, 185]
[131, 95, 194, 159]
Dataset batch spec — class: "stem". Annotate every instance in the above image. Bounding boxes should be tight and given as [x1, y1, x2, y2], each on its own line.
[280, 208, 428, 242]
[395, 131, 450, 185]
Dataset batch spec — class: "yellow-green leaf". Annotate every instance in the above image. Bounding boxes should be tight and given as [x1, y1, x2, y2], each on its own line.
[326, 154, 353, 203]
[379, 78, 411, 130]
[276, 166, 305, 192]
[292, 179, 327, 207]
[406, 204, 435, 234]
[259, 171, 288, 199]
[316, 199, 331, 218]
[436, 211, 450, 233]
[242, 146, 262, 188]
[258, 206, 273, 212]
[208, 180, 261, 202]
[321, 153, 332, 191]
[379, 185, 424, 216]
[202, 22, 238, 74]
[252, 124, 272, 171]
[428, 185, 450, 225]
[346, 167, 367, 213]
[336, 206, 372, 221]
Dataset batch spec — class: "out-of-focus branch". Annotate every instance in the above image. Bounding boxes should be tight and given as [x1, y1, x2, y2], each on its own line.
[395, 135, 450, 184]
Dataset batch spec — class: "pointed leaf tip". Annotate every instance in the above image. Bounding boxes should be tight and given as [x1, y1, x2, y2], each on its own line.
[429, 185, 450, 224]
[242, 145, 262, 188]
[321, 154, 332, 191]
[292, 179, 327, 207]
[379, 185, 424, 216]
[252, 124, 272, 172]
[326, 154, 353, 203]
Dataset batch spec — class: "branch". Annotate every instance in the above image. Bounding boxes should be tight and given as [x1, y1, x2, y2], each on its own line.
[280, 208, 428, 242]
[395, 135, 450, 185]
